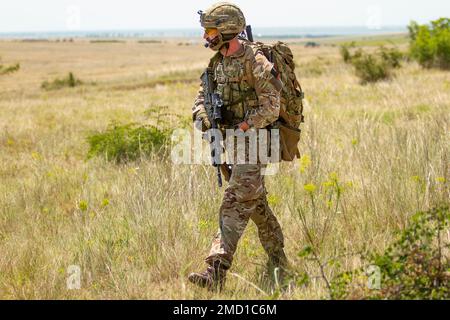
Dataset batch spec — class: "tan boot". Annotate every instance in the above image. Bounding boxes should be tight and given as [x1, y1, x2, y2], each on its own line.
[188, 265, 227, 291]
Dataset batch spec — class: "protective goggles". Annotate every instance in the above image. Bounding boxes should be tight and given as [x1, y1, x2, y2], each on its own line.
[204, 28, 219, 38]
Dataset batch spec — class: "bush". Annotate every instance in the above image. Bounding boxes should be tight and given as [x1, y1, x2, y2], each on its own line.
[87, 122, 171, 163]
[379, 46, 404, 69]
[340, 45, 403, 84]
[351, 50, 392, 84]
[0, 56, 20, 76]
[409, 18, 450, 69]
[340, 42, 356, 63]
[305, 41, 320, 48]
[41, 72, 82, 90]
[331, 205, 450, 300]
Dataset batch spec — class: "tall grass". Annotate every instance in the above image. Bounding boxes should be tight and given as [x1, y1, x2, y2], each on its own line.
[0, 40, 448, 299]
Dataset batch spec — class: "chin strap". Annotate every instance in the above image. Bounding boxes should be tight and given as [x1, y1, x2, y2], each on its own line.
[223, 42, 230, 56]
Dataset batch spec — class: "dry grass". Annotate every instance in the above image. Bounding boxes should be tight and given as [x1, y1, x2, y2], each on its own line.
[0, 39, 449, 300]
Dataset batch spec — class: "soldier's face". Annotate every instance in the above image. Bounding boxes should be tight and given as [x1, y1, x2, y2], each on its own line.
[203, 28, 222, 51]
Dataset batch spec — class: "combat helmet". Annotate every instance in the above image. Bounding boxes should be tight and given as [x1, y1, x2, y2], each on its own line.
[198, 2, 246, 51]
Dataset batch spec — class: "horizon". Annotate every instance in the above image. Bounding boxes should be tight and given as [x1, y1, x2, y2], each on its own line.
[0, 25, 408, 39]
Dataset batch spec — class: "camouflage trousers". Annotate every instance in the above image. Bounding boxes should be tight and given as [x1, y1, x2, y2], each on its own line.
[205, 164, 285, 270]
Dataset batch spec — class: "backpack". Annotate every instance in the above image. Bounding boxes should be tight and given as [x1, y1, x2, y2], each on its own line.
[207, 40, 305, 162]
[247, 40, 305, 161]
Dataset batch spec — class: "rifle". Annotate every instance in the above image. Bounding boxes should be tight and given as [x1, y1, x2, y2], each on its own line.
[200, 68, 224, 187]
[245, 25, 254, 42]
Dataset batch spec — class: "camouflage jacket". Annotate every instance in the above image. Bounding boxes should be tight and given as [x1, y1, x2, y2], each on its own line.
[192, 40, 282, 129]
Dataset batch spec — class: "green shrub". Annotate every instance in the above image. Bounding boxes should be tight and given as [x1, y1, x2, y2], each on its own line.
[340, 42, 356, 63]
[379, 46, 404, 69]
[409, 18, 450, 69]
[87, 122, 171, 163]
[41, 72, 82, 90]
[341, 45, 403, 84]
[0, 56, 20, 76]
[331, 205, 450, 300]
[351, 51, 392, 84]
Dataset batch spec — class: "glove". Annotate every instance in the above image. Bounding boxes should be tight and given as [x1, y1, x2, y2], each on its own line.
[194, 108, 212, 132]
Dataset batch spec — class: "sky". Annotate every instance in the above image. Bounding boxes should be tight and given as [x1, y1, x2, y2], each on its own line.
[0, 0, 448, 33]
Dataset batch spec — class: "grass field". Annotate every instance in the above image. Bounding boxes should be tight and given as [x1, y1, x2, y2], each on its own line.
[0, 36, 448, 299]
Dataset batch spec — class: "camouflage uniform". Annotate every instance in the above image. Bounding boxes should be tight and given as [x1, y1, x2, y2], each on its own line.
[192, 41, 288, 273]
[189, 2, 288, 290]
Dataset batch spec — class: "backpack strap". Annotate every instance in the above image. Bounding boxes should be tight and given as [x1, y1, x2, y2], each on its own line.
[208, 52, 222, 70]
[240, 41, 259, 89]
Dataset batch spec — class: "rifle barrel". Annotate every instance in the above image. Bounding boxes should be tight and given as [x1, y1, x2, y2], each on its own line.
[246, 25, 254, 42]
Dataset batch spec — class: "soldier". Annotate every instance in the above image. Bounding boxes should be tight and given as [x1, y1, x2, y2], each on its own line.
[189, 2, 288, 291]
